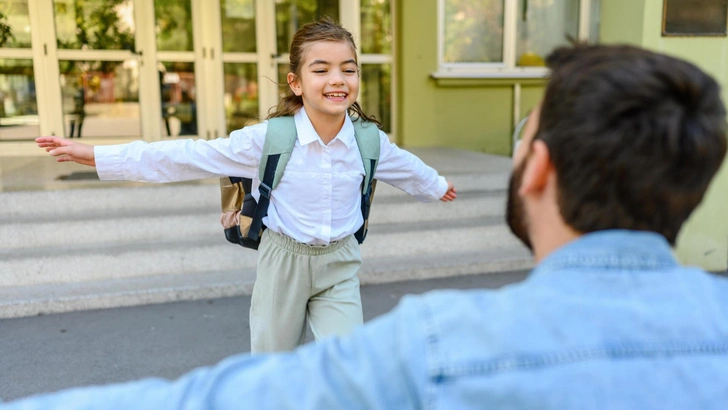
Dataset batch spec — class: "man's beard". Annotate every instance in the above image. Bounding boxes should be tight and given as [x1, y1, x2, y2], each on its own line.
[505, 161, 533, 251]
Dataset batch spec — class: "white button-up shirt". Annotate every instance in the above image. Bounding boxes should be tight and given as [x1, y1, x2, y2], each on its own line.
[95, 107, 448, 245]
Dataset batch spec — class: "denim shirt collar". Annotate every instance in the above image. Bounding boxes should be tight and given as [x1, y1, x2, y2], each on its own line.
[533, 230, 679, 276]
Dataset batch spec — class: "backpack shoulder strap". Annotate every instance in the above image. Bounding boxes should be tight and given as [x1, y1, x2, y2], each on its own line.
[248, 116, 297, 241]
[352, 118, 381, 244]
[352, 118, 380, 195]
[259, 116, 297, 190]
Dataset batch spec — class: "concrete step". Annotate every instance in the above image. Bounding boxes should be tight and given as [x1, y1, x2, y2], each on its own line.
[0, 222, 521, 288]
[0, 150, 527, 319]
[0, 247, 531, 319]
[0, 192, 506, 250]
[0, 172, 509, 220]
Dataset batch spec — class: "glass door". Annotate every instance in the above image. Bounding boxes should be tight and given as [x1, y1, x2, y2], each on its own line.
[359, 0, 394, 134]
[0, 0, 40, 141]
[217, 0, 261, 134]
[152, 0, 200, 138]
[52, 0, 144, 139]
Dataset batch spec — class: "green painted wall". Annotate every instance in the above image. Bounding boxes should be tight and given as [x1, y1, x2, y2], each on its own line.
[519, 86, 545, 120]
[637, 0, 728, 271]
[599, 0, 646, 45]
[396, 0, 439, 147]
[396, 0, 544, 155]
[436, 86, 513, 153]
[395, 0, 726, 270]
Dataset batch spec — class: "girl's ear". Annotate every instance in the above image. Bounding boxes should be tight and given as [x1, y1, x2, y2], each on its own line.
[287, 73, 302, 96]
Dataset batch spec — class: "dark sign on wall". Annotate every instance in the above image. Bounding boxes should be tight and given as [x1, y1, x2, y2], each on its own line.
[663, 0, 728, 36]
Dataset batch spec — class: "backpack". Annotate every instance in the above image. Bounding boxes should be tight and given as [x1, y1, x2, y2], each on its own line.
[219, 116, 380, 250]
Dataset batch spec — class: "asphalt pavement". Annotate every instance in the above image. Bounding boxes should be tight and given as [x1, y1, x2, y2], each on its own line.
[0, 270, 529, 401]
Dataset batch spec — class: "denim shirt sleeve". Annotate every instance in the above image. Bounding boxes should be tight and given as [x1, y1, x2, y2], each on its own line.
[2, 297, 429, 410]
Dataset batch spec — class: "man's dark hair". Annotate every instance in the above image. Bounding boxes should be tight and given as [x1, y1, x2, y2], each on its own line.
[535, 44, 727, 244]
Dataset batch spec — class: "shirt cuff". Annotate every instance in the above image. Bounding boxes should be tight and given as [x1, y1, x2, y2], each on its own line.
[435, 176, 449, 200]
[94, 145, 127, 181]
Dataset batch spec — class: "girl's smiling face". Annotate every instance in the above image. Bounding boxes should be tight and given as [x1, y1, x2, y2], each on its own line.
[287, 40, 360, 124]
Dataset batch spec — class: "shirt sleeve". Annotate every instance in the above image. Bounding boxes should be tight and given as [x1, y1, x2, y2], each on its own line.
[373, 131, 449, 202]
[94, 124, 267, 183]
[1, 297, 429, 410]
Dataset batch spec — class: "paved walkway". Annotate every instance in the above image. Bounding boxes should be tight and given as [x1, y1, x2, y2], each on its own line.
[0, 271, 529, 401]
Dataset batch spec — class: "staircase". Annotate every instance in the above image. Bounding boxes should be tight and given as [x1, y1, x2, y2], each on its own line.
[0, 148, 532, 319]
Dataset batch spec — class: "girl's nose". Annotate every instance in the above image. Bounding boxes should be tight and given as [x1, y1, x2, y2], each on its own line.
[329, 71, 345, 85]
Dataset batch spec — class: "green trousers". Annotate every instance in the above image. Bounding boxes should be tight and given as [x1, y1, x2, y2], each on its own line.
[249, 230, 364, 353]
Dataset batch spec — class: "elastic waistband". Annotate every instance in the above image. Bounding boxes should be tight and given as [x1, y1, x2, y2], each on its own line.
[264, 230, 353, 256]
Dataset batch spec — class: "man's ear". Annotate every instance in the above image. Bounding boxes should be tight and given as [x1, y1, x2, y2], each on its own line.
[519, 140, 553, 196]
[287, 73, 301, 96]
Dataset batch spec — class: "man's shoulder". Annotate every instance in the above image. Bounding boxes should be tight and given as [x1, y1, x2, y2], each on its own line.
[404, 267, 728, 371]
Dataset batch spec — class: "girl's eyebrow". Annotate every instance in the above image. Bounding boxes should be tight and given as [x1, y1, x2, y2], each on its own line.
[308, 59, 357, 66]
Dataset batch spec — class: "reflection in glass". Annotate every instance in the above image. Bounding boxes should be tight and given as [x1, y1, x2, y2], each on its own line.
[54, 0, 135, 50]
[361, 0, 391, 54]
[0, 0, 32, 48]
[361, 64, 391, 133]
[159, 61, 197, 137]
[0, 59, 38, 140]
[59, 59, 140, 138]
[444, 0, 504, 63]
[275, 0, 339, 54]
[224, 63, 258, 133]
[516, 0, 579, 67]
[154, 0, 192, 52]
[221, 0, 256, 53]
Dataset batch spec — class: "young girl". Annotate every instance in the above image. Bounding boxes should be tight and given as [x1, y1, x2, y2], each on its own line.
[37, 18, 457, 354]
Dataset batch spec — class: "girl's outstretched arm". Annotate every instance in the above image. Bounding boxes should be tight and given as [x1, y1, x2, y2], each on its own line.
[36, 137, 96, 167]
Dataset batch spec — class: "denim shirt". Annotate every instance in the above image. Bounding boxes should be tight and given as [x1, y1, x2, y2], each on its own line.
[6, 230, 728, 409]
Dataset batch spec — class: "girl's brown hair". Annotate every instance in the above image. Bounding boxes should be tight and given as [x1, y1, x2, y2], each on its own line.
[266, 16, 382, 128]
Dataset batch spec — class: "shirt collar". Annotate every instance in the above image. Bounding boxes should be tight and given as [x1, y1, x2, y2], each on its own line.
[533, 230, 679, 275]
[294, 106, 355, 148]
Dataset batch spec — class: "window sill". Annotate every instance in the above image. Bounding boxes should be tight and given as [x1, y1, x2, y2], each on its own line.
[431, 69, 549, 87]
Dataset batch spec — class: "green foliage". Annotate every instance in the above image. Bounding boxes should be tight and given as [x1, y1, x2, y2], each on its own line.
[0, 10, 15, 47]
[55, 0, 134, 72]
[154, 0, 193, 51]
[274, 0, 339, 53]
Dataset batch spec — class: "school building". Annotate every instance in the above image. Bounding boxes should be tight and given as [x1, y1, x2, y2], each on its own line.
[0, 0, 726, 271]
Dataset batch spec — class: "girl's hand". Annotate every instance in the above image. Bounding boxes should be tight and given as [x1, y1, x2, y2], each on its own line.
[36, 136, 96, 167]
[440, 180, 457, 202]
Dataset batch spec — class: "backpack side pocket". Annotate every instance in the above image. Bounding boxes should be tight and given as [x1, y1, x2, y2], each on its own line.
[220, 176, 260, 249]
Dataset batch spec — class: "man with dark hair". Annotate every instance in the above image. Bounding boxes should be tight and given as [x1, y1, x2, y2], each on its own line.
[6, 44, 728, 409]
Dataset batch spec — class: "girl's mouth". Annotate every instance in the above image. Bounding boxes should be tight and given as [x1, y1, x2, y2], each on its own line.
[324, 92, 348, 99]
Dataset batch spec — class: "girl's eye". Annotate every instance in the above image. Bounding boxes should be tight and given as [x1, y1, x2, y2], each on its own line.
[313, 70, 326, 74]
[344, 70, 357, 74]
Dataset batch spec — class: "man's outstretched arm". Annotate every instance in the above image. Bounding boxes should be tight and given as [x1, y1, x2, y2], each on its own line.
[2, 298, 428, 410]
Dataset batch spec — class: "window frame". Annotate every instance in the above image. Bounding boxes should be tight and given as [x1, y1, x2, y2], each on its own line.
[434, 0, 595, 79]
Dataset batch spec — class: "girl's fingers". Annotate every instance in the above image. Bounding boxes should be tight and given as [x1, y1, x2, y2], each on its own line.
[48, 147, 67, 156]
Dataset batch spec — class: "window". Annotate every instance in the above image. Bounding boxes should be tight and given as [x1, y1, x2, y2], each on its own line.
[436, 0, 600, 78]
